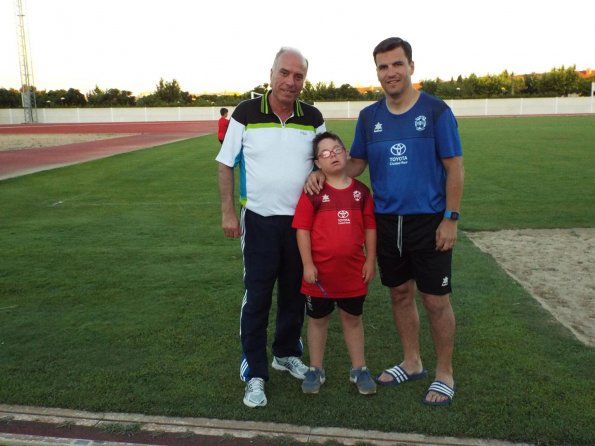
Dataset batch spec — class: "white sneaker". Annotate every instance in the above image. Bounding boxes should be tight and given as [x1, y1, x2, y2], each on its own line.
[243, 378, 267, 408]
[271, 356, 308, 380]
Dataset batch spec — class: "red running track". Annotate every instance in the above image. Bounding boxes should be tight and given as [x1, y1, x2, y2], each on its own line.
[0, 121, 216, 180]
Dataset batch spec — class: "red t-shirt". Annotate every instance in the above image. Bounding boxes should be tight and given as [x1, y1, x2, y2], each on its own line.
[218, 116, 229, 141]
[292, 179, 376, 298]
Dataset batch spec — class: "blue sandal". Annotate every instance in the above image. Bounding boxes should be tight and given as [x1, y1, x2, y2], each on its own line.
[375, 364, 428, 385]
[423, 380, 455, 406]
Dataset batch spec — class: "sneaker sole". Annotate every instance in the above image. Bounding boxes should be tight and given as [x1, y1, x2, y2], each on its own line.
[302, 377, 326, 394]
[302, 387, 320, 394]
[350, 377, 377, 395]
[357, 387, 377, 395]
[272, 361, 306, 380]
[243, 397, 267, 408]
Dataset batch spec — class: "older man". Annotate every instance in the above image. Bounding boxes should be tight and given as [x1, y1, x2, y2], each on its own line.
[216, 47, 326, 408]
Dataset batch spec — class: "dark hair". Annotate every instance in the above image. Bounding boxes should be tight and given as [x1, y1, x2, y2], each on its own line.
[312, 131, 345, 159]
[373, 37, 413, 64]
[220, 107, 228, 116]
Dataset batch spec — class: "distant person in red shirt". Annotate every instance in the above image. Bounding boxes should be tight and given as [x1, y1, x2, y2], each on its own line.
[217, 108, 229, 144]
[292, 131, 377, 396]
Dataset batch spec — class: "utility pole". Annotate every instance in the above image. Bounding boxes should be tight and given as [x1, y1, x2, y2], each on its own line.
[16, 0, 37, 123]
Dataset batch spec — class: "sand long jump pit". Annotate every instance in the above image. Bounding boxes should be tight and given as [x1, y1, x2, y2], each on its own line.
[467, 228, 594, 347]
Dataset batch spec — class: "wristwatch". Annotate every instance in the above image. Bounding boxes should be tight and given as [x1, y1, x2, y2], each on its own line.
[444, 210, 460, 221]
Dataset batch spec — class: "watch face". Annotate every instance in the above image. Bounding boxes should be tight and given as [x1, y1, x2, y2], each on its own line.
[450, 212, 460, 220]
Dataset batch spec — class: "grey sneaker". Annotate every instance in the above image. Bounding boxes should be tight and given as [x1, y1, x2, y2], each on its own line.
[272, 356, 308, 380]
[243, 378, 267, 408]
[350, 366, 377, 395]
[302, 367, 326, 394]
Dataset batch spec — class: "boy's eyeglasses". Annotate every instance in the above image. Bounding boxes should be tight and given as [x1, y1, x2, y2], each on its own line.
[317, 145, 345, 159]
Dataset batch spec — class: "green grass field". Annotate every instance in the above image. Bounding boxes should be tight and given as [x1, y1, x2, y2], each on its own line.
[0, 116, 594, 445]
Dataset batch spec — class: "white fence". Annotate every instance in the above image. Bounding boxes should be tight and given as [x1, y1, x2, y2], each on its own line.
[0, 106, 222, 125]
[318, 97, 594, 119]
[1, 97, 593, 125]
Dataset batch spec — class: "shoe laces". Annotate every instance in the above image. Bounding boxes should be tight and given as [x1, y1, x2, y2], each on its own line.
[305, 367, 320, 377]
[285, 356, 305, 369]
[353, 367, 370, 381]
[247, 378, 264, 392]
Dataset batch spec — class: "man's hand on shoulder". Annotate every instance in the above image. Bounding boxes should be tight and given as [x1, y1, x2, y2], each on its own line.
[304, 170, 326, 195]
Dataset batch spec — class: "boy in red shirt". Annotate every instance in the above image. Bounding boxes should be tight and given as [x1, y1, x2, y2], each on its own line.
[217, 108, 229, 144]
[292, 131, 377, 395]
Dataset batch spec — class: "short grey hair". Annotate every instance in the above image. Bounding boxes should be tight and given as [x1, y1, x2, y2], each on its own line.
[272, 47, 308, 71]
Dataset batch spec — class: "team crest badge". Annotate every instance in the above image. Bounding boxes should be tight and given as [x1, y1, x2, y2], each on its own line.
[415, 115, 427, 131]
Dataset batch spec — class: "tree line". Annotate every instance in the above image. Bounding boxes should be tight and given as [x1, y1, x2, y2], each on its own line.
[0, 66, 592, 108]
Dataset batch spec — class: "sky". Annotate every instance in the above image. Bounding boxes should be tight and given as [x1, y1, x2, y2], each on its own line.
[1, 0, 593, 96]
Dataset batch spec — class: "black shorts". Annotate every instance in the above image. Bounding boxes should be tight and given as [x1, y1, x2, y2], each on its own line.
[376, 213, 452, 295]
[305, 295, 366, 319]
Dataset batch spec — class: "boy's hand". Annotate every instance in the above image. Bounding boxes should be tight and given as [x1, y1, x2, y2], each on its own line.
[362, 260, 376, 284]
[303, 264, 318, 284]
[304, 171, 326, 195]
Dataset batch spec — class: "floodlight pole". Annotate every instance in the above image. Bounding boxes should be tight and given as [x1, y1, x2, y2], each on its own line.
[16, 0, 37, 123]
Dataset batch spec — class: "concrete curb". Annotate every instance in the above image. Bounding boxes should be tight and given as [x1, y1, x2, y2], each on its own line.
[0, 404, 531, 446]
